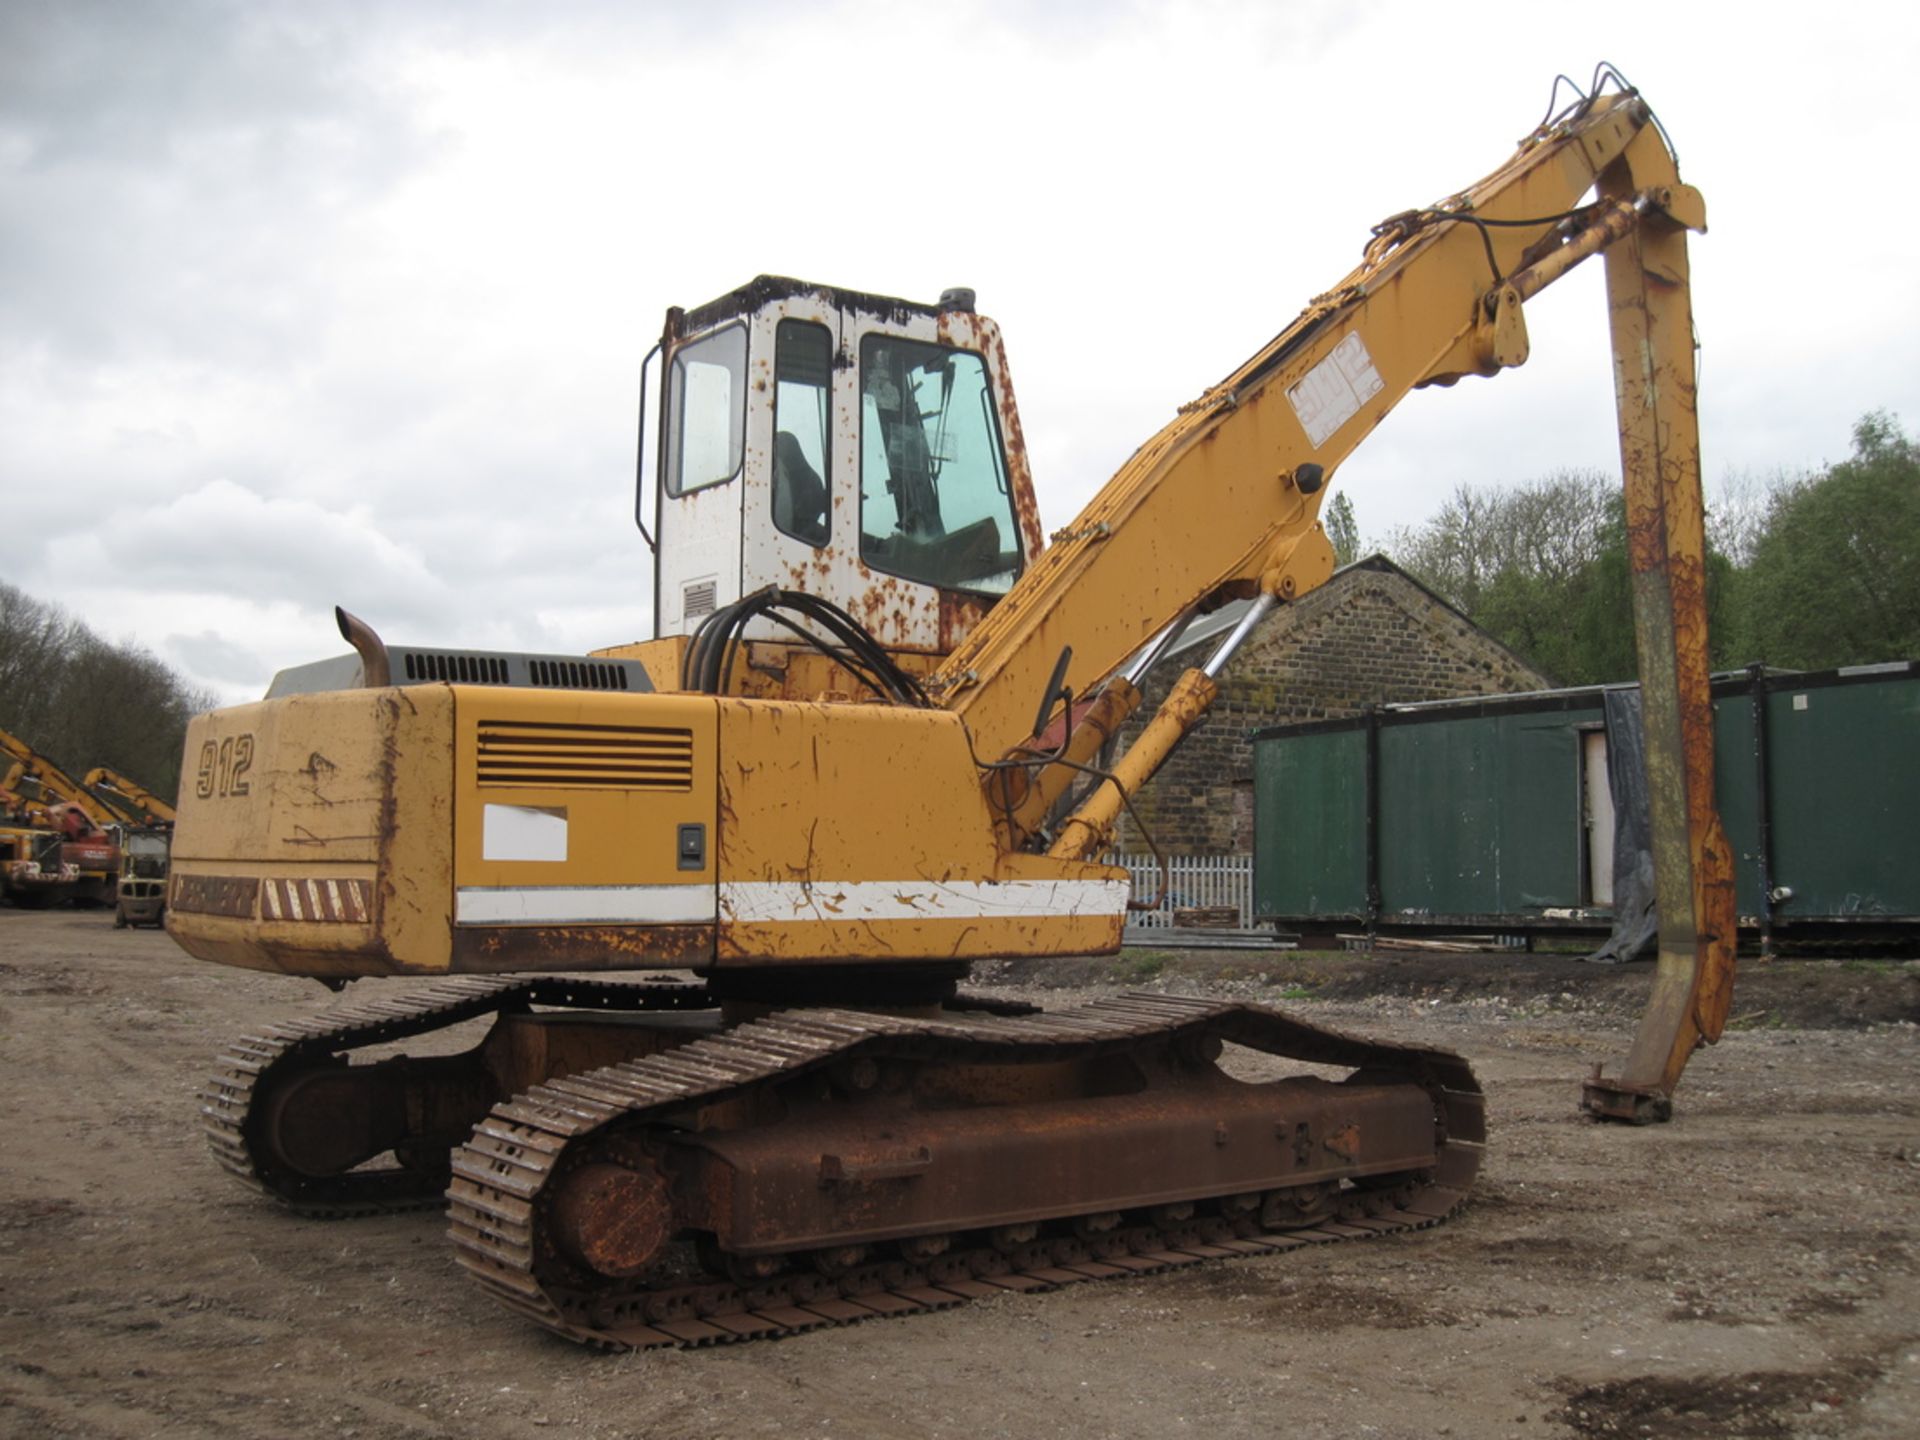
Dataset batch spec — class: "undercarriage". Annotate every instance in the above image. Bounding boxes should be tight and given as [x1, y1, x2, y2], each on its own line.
[204, 978, 1483, 1349]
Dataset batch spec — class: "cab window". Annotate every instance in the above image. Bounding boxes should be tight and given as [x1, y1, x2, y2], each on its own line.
[772, 321, 832, 545]
[859, 336, 1020, 594]
[665, 324, 746, 495]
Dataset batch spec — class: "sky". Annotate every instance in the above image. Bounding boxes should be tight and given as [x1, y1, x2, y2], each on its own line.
[4, 0, 1916, 706]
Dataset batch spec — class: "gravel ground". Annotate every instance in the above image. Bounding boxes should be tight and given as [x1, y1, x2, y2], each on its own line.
[1, 909, 1916, 1439]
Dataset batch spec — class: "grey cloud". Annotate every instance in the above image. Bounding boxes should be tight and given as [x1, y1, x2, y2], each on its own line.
[163, 626, 268, 688]
[90, 479, 455, 625]
[4, 3, 370, 166]
[1, 2, 440, 369]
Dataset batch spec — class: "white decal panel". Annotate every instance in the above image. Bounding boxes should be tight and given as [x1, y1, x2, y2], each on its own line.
[1287, 331, 1385, 448]
[482, 804, 568, 863]
[456, 884, 715, 925]
[454, 878, 1130, 927]
[719, 878, 1131, 925]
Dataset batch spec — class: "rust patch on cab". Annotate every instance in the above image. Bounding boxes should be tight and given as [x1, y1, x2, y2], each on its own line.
[938, 590, 991, 652]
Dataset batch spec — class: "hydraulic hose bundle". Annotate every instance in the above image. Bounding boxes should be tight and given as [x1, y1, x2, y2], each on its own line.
[680, 586, 930, 705]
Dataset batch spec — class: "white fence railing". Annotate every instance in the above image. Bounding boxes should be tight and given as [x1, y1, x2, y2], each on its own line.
[1107, 853, 1253, 929]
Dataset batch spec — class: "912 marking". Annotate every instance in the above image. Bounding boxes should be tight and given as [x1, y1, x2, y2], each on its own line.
[196, 733, 255, 799]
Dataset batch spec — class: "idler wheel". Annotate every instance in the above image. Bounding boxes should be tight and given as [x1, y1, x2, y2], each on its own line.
[549, 1160, 673, 1279]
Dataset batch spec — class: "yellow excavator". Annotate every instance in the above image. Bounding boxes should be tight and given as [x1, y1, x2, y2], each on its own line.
[166, 70, 1735, 1347]
[0, 728, 123, 907]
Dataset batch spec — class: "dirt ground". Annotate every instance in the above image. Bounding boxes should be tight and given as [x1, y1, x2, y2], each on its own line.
[2, 910, 1917, 1440]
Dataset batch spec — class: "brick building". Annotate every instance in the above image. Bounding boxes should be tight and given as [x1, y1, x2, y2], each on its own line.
[1113, 555, 1549, 853]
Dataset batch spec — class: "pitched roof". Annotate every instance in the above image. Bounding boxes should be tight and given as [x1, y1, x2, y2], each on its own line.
[1157, 552, 1526, 668]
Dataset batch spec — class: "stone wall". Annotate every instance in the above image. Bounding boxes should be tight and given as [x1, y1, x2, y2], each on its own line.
[1112, 557, 1549, 853]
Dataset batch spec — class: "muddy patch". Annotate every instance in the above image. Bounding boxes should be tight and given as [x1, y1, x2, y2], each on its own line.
[0, 1196, 81, 1230]
[1554, 1360, 1883, 1438]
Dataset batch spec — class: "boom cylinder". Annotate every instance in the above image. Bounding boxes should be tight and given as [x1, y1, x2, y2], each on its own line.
[988, 678, 1143, 848]
[1048, 668, 1218, 861]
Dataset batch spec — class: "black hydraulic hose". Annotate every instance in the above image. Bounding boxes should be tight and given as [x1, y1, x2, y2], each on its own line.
[680, 586, 929, 706]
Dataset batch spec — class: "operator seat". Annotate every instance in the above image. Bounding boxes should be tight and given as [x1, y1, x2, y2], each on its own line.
[773, 430, 829, 545]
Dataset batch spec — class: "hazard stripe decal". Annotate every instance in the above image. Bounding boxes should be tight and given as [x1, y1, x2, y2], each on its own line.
[261, 877, 372, 924]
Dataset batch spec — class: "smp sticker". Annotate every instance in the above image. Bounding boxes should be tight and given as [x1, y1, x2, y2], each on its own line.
[1288, 332, 1385, 448]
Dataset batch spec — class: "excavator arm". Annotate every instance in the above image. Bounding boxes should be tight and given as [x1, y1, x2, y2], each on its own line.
[1584, 124, 1736, 1121]
[84, 766, 178, 827]
[938, 87, 1734, 1120]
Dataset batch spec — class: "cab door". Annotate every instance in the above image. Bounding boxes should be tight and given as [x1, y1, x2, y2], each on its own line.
[654, 322, 748, 637]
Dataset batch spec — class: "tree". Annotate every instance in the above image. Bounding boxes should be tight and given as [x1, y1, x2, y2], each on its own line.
[1387, 470, 1616, 682]
[1740, 411, 1920, 669]
[1707, 467, 1789, 568]
[1323, 491, 1360, 567]
[0, 579, 213, 801]
[1386, 469, 1615, 617]
[0, 582, 82, 745]
[1384, 468, 1739, 686]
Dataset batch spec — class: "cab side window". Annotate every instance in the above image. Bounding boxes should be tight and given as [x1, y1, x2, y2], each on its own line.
[773, 321, 832, 546]
[665, 324, 746, 495]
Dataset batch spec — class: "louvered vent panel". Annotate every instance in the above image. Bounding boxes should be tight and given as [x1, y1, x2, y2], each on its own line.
[476, 722, 694, 790]
[404, 651, 512, 684]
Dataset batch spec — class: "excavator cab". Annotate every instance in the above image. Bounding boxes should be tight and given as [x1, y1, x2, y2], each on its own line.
[643, 278, 1045, 654]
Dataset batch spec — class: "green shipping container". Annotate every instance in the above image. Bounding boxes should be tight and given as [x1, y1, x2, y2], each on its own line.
[1252, 661, 1920, 939]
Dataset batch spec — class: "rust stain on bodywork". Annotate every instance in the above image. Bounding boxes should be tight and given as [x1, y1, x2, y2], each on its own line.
[451, 923, 717, 973]
[975, 322, 1047, 563]
[169, 873, 260, 919]
[938, 591, 990, 653]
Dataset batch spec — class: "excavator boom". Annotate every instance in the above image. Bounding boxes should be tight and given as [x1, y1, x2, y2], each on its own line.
[940, 94, 1693, 755]
[932, 89, 1734, 1118]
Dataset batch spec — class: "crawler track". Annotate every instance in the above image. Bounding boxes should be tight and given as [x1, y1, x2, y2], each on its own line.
[445, 992, 1484, 1349]
[201, 976, 715, 1217]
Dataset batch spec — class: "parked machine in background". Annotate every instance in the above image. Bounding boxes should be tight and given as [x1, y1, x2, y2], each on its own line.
[0, 729, 123, 907]
[0, 805, 68, 908]
[86, 767, 178, 828]
[83, 766, 177, 929]
[166, 72, 1733, 1346]
[114, 828, 173, 928]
